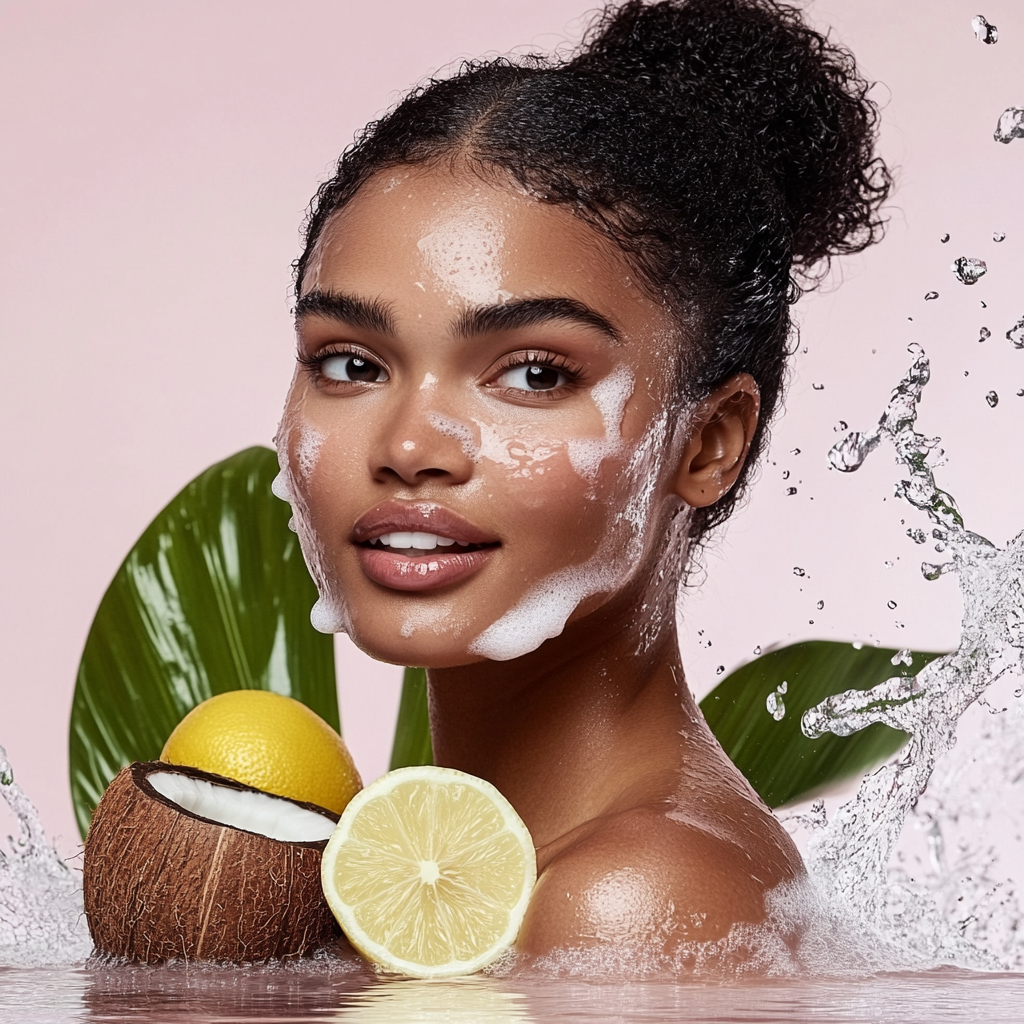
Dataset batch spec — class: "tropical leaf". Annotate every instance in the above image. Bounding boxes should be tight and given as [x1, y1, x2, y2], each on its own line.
[69, 446, 336, 838]
[389, 667, 433, 770]
[700, 640, 943, 807]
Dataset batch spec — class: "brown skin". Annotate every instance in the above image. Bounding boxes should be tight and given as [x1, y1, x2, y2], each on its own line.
[280, 163, 803, 963]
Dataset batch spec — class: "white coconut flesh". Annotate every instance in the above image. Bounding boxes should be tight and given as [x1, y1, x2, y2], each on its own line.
[148, 771, 335, 843]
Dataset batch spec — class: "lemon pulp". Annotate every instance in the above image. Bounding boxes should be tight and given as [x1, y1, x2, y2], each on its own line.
[160, 690, 361, 816]
[321, 765, 536, 977]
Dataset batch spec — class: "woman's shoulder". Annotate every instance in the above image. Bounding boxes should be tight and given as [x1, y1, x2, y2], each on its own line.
[516, 795, 802, 958]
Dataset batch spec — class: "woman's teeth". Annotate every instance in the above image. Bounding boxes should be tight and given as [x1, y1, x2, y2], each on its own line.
[369, 531, 460, 555]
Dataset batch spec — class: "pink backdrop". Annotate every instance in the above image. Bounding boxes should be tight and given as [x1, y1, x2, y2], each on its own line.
[2, 0, 1022, 856]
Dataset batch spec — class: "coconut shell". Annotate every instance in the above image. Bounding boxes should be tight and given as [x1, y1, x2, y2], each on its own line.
[83, 761, 340, 963]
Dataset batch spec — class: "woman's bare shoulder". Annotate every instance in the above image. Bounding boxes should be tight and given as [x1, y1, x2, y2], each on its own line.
[516, 800, 801, 957]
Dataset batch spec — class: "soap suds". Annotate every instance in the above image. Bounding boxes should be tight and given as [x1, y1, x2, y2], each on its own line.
[417, 214, 510, 307]
[567, 366, 633, 481]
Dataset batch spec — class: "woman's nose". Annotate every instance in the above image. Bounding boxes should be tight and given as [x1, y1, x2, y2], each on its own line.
[369, 390, 475, 487]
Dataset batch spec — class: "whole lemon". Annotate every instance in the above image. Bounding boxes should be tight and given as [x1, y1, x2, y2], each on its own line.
[161, 690, 362, 815]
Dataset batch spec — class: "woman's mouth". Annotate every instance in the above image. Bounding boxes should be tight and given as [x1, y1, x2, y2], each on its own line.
[353, 504, 500, 592]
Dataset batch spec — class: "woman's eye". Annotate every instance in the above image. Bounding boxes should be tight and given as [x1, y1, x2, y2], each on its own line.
[497, 364, 568, 392]
[321, 354, 389, 383]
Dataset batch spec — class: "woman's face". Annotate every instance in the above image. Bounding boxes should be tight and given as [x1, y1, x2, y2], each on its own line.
[276, 164, 692, 667]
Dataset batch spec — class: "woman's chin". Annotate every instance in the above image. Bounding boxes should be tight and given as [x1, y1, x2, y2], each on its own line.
[344, 626, 492, 671]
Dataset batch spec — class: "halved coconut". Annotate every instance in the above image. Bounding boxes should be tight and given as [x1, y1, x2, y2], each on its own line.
[83, 761, 340, 962]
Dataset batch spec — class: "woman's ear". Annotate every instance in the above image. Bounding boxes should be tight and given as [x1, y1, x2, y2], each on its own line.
[672, 374, 760, 507]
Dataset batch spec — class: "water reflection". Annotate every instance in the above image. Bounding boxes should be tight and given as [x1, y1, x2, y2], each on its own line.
[338, 977, 533, 1023]
[4, 963, 1024, 1023]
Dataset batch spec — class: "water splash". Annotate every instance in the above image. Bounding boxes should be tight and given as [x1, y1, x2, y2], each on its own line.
[802, 346, 1024, 969]
[1006, 317, 1024, 348]
[766, 682, 787, 721]
[971, 15, 998, 44]
[0, 746, 91, 965]
[993, 108, 1024, 144]
[951, 257, 987, 285]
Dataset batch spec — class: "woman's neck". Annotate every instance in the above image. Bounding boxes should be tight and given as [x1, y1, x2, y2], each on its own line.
[427, 604, 704, 851]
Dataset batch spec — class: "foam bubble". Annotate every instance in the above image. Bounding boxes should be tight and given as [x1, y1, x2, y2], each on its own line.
[416, 215, 510, 307]
[567, 366, 633, 481]
[296, 425, 326, 479]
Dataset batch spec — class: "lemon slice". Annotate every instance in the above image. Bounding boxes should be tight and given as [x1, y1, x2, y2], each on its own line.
[320, 765, 536, 978]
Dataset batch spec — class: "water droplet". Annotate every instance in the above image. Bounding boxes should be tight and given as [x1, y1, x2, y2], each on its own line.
[716, 665, 725, 675]
[793, 567, 807, 577]
[935, 541, 947, 553]
[1006, 318, 1024, 348]
[994, 107, 1024, 144]
[816, 600, 824, 610]
[884, 559, 895, 568]
[993, 231, 1006, 242]
[925, 290, 939, 300]
[1015, 686, 1024, 699]
[828, 430, 881, 472]
[812, 383, 825, 391]
[940, 233, 950, 244]
[833, 420, 848, 432]
[964, 370, 970, 377]
[1017, 389, 1024, 397]
[778, 681, 788, 695]
[786, 486, 798, 495]
[891, 648, 914, 667]
[951, 256, 987, 285]
[766, 690, 786, 721]
[921, 562, 947, 581]
[887, 599, 898, 609]
[753, 645, 762, 656]
[852, 641, 864, 650]
[782, 469, 790, 480]
[971, 14, 999, 44]
[986, 391, 999, 408]
[907, 527, 927, 544]
[0, 768, 12, 787]
[979, 327, 991, 342]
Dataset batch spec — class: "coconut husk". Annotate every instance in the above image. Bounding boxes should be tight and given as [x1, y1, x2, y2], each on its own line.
[83, 761, 340, 963]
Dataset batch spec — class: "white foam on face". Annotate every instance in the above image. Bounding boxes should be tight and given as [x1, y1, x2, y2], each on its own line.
[148, 772, 335, 843]
[296, 425, 326, 479]
[416, 212, 510, 307]
[428, 411, 481, 461]
[275, 414, 352, 635]
[567, 365, 633, 481]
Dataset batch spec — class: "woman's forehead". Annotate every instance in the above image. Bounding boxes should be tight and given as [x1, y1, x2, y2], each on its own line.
[304, 164, 670, 337]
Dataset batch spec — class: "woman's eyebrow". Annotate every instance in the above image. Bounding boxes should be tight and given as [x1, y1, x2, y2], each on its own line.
[454, 297, 622, 345]
[295, 290, 397, 335]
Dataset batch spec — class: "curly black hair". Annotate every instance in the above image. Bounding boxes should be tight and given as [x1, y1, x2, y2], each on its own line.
[294, 0, 891, 545]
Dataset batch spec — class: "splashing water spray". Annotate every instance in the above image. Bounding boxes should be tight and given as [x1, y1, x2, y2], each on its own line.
[798, 343, 1024, 970]
[0, 747, 91, 965]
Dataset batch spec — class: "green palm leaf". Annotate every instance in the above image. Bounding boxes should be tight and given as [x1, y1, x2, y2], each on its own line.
[69, 446, 336, 838]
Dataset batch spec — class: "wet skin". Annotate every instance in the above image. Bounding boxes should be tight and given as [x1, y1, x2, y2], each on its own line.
[280, 162, 803, 962]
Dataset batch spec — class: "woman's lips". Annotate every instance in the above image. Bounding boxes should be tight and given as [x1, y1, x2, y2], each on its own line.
[357, 546, 497, 592]
[353, 500, 499, 592]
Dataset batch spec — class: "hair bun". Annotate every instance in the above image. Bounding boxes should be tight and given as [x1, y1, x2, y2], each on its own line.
[571, 0, 889, 268]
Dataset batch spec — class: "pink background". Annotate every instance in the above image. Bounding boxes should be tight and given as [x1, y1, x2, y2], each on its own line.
[2, 0, 1022, 856]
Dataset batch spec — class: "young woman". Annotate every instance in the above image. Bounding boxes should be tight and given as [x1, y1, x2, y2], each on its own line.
[274, 0, 889, 964]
